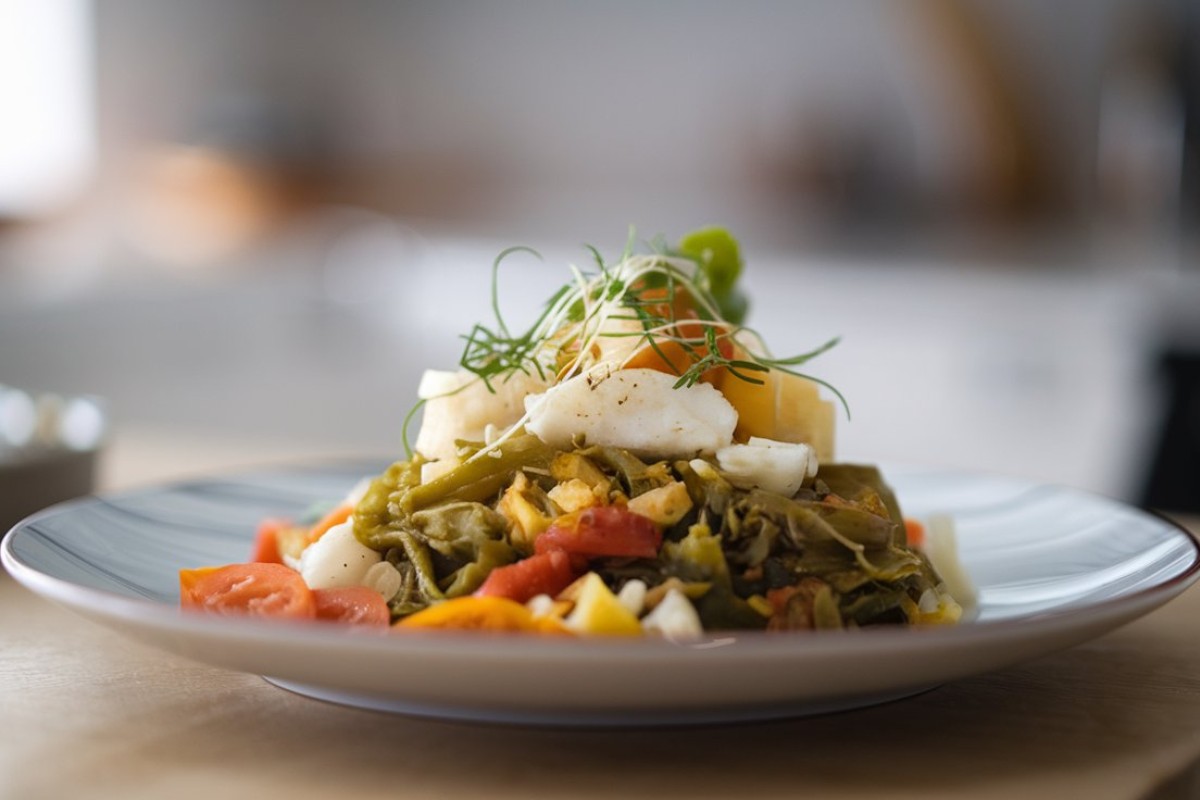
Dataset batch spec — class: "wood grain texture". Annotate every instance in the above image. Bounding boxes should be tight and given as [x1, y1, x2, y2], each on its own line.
[5, 535, 1200, 800]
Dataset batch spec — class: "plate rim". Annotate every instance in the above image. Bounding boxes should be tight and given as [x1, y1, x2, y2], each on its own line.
[4, 461, 1199, 664]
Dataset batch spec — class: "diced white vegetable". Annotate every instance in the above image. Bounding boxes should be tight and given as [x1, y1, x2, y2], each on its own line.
[641, 588, 703, 640]
[415, 368, 547, 461]
[362, 561, 402, 601]
[923, 514, 976, 609]
[918, 588, 939, 614]
[299, 520, 382, 590]
[616, 579, 648, 617]
[526, 593, 558, 618]
[525, 368, 737, 459]
[715, 438, 817, 497]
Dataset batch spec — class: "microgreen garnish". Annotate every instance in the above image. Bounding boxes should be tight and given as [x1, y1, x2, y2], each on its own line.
[459, 246, 554, 390]
[400, 397, 426, 459]
[400, 228, 849, 459]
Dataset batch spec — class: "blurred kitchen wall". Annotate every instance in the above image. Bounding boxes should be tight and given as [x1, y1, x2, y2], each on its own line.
[77, 0, 1192, 254]
[1, 0, 1198, 505]
[0, 0, 1192, 284]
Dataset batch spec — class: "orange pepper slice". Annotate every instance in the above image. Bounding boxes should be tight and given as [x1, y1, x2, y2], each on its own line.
[395, 596, 571, 634]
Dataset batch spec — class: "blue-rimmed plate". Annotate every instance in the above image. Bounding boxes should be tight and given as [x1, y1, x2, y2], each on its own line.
[3, 461, 1197, 725]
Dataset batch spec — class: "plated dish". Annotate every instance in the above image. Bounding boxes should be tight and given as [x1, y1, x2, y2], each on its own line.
[4, 461, 1197, 724]
[177, 228, 965, 637]
[5, 227, 1198, 724]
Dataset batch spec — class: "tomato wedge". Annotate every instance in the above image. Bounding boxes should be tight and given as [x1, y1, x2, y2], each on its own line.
[250, 519, 288, 564]
[312, 586, 390, 626]
[474, 550, 579, 603]
[180, 563, 315, 619]
[534, 506, 661, 560]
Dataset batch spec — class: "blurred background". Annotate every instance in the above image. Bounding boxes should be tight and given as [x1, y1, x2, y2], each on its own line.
[1, 0, 1198, 523]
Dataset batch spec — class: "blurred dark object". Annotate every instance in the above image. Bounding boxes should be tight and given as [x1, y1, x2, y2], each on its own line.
[0, 389, 106, 534]
[919, 0, 1051, 221]
[1137, 1, 1200, 514]
[1098, 2, 1189, 238]
[0, 447, 99, 536]
[1182, 0, 1200, 238]
[1141, 351, 1200, 514]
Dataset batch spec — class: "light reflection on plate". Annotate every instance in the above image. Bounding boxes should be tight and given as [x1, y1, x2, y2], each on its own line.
[3, 461, 1197, 726]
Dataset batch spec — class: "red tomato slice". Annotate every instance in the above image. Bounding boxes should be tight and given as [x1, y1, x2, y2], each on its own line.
[251, 519, 288, 564]
[312, 586, 391, 626]
[474, 550, 579, 603]
[534, 506, 662, 560]
[180, 563, 315, 619]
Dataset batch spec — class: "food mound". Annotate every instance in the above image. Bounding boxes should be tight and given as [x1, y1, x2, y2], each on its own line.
[180, 228, 964, 637]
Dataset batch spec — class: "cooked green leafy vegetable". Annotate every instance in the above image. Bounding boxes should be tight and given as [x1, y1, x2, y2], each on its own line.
[354, 436, 958, 630]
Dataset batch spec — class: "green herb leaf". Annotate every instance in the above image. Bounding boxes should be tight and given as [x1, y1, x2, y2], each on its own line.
[677, 226, 747, 323]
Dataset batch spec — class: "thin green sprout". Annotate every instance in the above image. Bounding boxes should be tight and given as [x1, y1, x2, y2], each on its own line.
[404, 235, 849, 460]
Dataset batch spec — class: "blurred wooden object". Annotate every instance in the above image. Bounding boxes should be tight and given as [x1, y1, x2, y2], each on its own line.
[917, 0, 1051, 220]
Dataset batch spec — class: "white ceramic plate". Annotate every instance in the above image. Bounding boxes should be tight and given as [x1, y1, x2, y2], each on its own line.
[4, 461, 1197, 726]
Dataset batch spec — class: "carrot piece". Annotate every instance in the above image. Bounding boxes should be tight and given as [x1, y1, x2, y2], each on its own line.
[307, 504, 353, 544]
[904, 518, 926, 549]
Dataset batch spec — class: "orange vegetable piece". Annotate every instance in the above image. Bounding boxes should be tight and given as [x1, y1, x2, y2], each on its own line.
[180, 563, 315, 619]
[904, 518, 926, 549]
[395, 596, 570, 634]
[622, 326, 733, 386]
[306, 504, 353, 544]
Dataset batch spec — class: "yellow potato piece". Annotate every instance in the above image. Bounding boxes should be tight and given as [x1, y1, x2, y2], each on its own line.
[774, 378, 836, 463]
[718, 368, 835, 462]
[565, 573, 642, 636]
[717, 367, 776, 442]
[497, 473, 552, 554]
[626, 482, 693, 526]
[547, 478, 600, 514]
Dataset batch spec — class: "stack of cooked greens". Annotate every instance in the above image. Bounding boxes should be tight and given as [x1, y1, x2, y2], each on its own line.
[355, 437, 960, 632]
[344, 227, 962, 635]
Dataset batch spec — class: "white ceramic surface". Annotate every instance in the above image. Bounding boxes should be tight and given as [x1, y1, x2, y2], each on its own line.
[4, 461, 1197, 725]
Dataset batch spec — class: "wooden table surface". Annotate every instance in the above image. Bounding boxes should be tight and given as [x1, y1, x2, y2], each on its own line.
[3, 430, 1200, 800]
